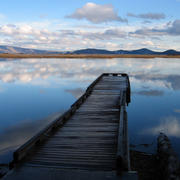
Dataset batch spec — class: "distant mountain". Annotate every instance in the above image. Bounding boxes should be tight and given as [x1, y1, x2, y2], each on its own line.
[115, 48, 159, 55]
[0, 45, 61, 54]
[161, 49, 180, 55]
[72, 48, 180, 55]
[70, 48, 115, 54]
[0, 45, 180, 55]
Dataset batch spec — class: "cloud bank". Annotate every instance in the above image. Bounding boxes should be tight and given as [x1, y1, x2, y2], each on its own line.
[0, 16, 180, 51]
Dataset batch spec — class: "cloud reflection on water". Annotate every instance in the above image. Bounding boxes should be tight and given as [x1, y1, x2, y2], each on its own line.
[0, 58, 119, 84]
[0, 58, 180, 92]
[133, 73, 180, 90]
[142, 117, 180, 137]
[66, 88, 85, 99]
[135, 89, 164, 96]
[0, 111, 62, 163]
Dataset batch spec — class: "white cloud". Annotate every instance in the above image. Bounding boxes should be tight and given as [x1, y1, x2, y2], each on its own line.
[141, 40, 154, 46]
[130, 19, 180, 37]
[66, 2, 127, 23]
[0, 19, 180, 51]
[60, 28, 127, 40]
[127, 13, 166, 20]
[0, 23, 129, 50]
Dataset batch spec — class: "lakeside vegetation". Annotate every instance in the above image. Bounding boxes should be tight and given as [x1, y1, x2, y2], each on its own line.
[0, 53, 180, 59]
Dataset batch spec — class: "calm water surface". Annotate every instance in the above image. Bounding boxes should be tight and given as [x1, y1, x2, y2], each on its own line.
[0, 58, 180, 164]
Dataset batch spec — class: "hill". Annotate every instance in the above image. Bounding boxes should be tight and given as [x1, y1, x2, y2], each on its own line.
[0, 45, 60, 54]
[0, 45, 180, 55]
[72, 48, 180, 55]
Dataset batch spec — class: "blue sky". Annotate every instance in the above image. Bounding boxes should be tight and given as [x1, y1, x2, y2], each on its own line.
[0, 0, 179, 51]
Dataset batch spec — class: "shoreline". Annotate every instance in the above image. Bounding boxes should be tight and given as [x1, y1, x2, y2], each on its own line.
[0, 53, 180, 59]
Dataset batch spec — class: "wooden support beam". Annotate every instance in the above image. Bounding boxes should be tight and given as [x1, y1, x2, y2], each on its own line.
[116, 91, 130, 172]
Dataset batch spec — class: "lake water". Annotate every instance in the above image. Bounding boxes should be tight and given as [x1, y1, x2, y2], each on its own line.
[0, 58, 180, 164]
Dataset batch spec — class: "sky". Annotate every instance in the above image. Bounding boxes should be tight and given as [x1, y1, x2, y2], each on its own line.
[0, 0, 179, 51]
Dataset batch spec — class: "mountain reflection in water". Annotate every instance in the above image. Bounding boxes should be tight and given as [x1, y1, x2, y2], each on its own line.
[0, 58, 180, 163]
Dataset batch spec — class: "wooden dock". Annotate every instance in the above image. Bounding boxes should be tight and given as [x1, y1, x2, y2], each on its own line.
[3, 73, 138, 180]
